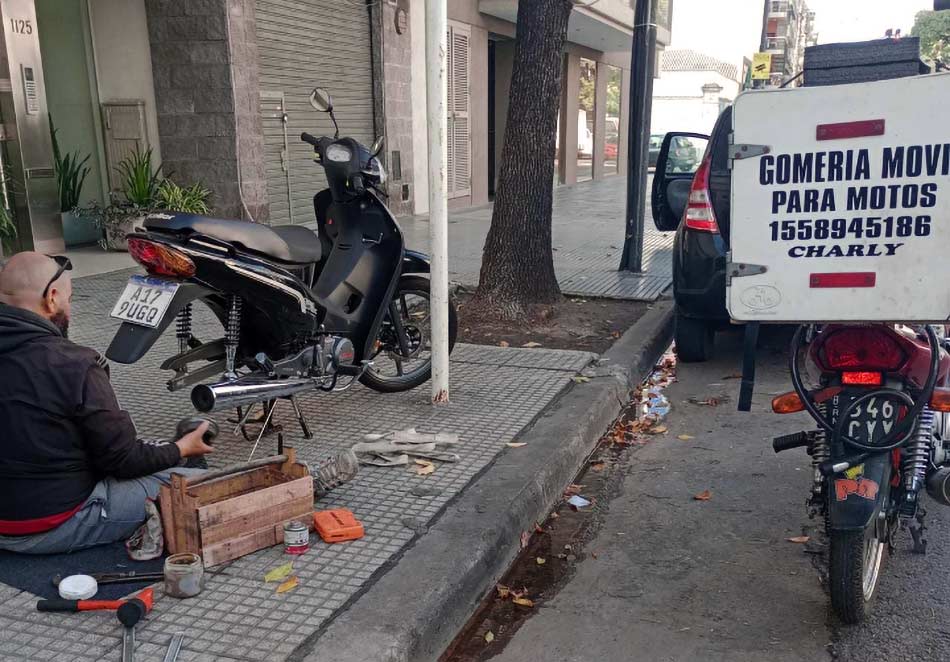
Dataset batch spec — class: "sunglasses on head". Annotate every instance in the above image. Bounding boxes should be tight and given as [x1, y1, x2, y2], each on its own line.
[41, 255, 72, 299]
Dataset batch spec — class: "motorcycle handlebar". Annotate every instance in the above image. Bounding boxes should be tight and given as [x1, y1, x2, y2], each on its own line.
[300, 132, 322, 148]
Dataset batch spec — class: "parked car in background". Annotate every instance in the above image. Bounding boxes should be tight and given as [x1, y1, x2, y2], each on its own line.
[648, 134, 663, 167]
[650, 110, 729, 362]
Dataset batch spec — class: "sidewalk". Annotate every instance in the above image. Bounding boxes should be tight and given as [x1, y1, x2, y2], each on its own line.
[0, 269, 601, 662]
[65, 177, 672, 301]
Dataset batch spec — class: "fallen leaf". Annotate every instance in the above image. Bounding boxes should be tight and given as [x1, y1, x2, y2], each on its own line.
[264, 562, 294, 583]
[572, 376, 591, 384]
[534, 523, 544, 534]
[563, 484, 584, 496]
[611, 331, 621, 339]
[591, 551, 598, 559]
[723, 373, 744, 380]
[590, 461, 606, 472]
[523, 341, 542, 348]
[677, 434, 695, 441]
[536, 557, 546, 565]
[512, 597, 535, 607]
[693, 490, 712, 501]
[414, 459, 436, 476]
[498, 341, 510, 348]
[689, 396, 725, 407]
[646, 425, 668, 435]
[484, 631, 495, 644]
[788, 536, 811, 544]
[550, 512, 559, 519]
[496, 584, 511, 599]
[520, 531, 530, 549]
[276, 576, 299, 593]
[506, 442, 528, 448]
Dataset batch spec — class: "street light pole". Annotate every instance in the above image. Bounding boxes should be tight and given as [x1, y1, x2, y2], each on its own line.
[425, 0, 450, 404]
[619, 0, 658, 273]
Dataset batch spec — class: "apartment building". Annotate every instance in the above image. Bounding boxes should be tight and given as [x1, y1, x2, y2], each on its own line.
[761, 0, 817, 86]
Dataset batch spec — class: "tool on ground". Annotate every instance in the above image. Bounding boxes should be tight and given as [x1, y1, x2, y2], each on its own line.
[313, 509, 364, 543]
[36, 587, 154, 614]
[117, 589, 154, 662]
[51, 571, 164, 588]
[56, 574, 98, 600]
[162, 633, 184, 662]
[351, 428, 460, 467]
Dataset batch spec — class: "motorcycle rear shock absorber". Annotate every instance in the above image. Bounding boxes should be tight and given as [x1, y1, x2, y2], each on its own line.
[808, 403, 831, 516]
[176, 303, 193, 355]
[900, 407, 935, 517]
[225, 296, 242, 379]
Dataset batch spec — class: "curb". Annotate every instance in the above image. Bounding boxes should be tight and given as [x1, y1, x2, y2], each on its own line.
[293, 299, 674, 662]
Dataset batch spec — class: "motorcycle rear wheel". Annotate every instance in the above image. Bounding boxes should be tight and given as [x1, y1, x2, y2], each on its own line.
[828, 526, 885, 624]
[360, 275, 458, 393]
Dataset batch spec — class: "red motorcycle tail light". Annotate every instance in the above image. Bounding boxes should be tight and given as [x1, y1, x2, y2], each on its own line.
[819, 327, 906, 372]
[127, 238, 196, 278]
[931, 388, 950, 413]
[841, 371, 883, 386]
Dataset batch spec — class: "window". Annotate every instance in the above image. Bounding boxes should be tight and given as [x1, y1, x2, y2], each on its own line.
[603, 65, 622, 174]
[577, 58, 596, 182]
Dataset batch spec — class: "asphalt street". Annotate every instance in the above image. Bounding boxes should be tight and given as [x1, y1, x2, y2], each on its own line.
[488, 328, 950, 662]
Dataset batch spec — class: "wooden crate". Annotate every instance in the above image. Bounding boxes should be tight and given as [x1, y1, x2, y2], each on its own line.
[158, 449, 313, 567]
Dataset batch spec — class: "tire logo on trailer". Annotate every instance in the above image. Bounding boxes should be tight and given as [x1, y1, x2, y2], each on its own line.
[740, 285, 782, 310]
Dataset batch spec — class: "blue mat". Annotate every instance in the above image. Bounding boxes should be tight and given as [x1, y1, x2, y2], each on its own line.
[0, 543, 164, 600]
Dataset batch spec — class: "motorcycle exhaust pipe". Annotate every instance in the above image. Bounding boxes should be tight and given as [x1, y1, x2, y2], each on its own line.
[191, 377, 315, 413]
[927, 467, 950, 507]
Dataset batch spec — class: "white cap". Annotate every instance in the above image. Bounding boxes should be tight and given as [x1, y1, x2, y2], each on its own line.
[58, 575, 98, 601]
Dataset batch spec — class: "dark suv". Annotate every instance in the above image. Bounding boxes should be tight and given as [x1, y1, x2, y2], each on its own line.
[651, 109, 732, 362]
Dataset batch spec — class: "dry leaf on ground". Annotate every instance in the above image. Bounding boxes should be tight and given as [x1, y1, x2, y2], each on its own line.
[564, 484, 584, 496]
[512, 597, 535, 607]
[506, 442, 528, 448]
[646, 425, 668, 435]
[689, 396, 725, 407]
[520, 531, 530, 549]
[264, 562, 294, 583]
[723, 373, 744, 380]
[536, 557, 547, 565]
[485, 631, 495, 643]
[677, 434, 695, 441]
[534, 523, 544, 534]
[788, 536, 811, 544]
[414, 459, 436, 476]
[498, 340, 510, 348]
[693, 490, 713, 501]
[590, 461, 606, 472]
[496, 584, 511, 599]
[276, 576, 299, 594]
[572, 376, 591, 384]
[523, 341, 542, 348]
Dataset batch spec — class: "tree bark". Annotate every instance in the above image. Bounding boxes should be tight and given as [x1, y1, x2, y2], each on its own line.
[471, 0, 573, 320]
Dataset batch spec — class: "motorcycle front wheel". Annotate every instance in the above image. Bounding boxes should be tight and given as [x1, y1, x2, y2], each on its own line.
[828, 525, 886, 624]
[360, 275, 458, 393]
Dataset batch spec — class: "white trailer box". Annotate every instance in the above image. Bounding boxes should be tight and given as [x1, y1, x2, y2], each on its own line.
[727, 73, 950, 323]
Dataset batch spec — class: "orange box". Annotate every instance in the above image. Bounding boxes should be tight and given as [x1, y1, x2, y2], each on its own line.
[313, 509, 365, 543]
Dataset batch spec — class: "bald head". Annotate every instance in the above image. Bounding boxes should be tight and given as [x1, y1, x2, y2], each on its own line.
[0, 252, 72, 332]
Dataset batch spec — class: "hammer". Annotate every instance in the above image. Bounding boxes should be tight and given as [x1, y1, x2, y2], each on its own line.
[36, 587, 154, 614]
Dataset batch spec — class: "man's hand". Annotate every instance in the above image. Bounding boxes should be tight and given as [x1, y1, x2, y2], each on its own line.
[175, 421, 214, 458]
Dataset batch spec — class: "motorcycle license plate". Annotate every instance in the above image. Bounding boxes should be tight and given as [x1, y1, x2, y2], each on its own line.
[109, 275, 180, 328]
[836, 394, 900, 446]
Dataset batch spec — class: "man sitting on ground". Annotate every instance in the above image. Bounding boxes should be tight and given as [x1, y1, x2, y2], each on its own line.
[0, 252, 213, 554]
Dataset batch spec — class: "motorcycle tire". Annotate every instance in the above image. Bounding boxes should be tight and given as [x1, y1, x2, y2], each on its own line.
[360, 275, 458, 394]
[828, 526, 886, 624]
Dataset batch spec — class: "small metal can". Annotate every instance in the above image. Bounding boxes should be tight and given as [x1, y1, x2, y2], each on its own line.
[284, 520, 310, 555]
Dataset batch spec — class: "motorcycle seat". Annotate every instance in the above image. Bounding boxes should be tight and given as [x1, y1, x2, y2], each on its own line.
[144, 214, 321, 264]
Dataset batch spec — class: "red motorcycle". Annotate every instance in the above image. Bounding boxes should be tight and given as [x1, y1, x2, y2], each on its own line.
[770, 324, 950, 623]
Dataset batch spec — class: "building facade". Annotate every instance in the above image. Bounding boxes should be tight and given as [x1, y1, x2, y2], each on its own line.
[0, 0, 669, 252]
[651, 49, 740, 136]
[761, 0, 817, 86]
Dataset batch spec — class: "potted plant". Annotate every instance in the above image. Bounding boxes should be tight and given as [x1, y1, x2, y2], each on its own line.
[104, 147, 164, 251]
[0, 201, 16, 258]
[50, 117, 93, 245]
[155, 179, 212, 215]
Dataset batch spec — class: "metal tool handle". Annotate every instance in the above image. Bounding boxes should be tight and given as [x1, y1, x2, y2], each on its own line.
[162, 633, 184, 662]
[122, 627, 135, 662]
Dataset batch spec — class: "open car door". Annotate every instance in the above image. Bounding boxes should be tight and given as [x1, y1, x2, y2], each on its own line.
[651, 132, 710, 231]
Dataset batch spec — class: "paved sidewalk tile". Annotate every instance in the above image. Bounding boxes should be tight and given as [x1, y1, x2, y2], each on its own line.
[0, 270, 596, 662]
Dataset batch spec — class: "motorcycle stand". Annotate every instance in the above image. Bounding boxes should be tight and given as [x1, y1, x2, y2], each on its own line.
[232, 396, 315, 461]
[906, 508, 929, 555]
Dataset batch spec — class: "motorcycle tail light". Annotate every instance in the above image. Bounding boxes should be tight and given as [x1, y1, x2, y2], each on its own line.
[771, 387, 842, 414]
[841, 371, 883, 386]
[683, 154, 719, 233]
[931, 388, 950, 413]
[128, 238, 196, 278]
[818, 327, 906, 372]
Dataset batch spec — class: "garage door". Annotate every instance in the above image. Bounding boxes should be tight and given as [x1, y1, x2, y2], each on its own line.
[256, 0, 375, 225]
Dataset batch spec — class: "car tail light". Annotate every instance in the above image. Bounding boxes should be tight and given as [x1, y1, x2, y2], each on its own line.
[841, 371, 883, 386]
[931, 388, 950, 412]
[819, 327, 906, 372]
[683, 155, 719, 233]
[127, 238, 196, 278]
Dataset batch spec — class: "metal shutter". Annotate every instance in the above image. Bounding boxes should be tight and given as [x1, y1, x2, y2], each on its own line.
[447, 22, 471, 198]
[255, 0, 375, 225]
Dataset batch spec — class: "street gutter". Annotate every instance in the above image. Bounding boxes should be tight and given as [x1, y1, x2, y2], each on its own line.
[294, 298, 674, 662]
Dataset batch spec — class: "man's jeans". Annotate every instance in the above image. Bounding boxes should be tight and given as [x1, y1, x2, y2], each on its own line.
[0, 468, 204, 555]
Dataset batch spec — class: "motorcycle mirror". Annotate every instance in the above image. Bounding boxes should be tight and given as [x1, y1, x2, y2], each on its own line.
[309, 87, 333, 113]
[371, 136, 385, 158]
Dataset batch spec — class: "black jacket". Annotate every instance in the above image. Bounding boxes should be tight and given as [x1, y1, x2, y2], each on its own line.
[0, 304, 180, 522]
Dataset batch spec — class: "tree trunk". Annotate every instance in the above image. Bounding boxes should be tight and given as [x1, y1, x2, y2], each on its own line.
[471, 0, 573, 320]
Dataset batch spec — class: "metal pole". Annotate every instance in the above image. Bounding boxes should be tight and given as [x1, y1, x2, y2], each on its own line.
[619, 0, 658, 273]
[425, 0, 450, 403]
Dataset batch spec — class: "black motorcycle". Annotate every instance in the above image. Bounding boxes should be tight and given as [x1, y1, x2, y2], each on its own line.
[106, 87, 458, 431]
